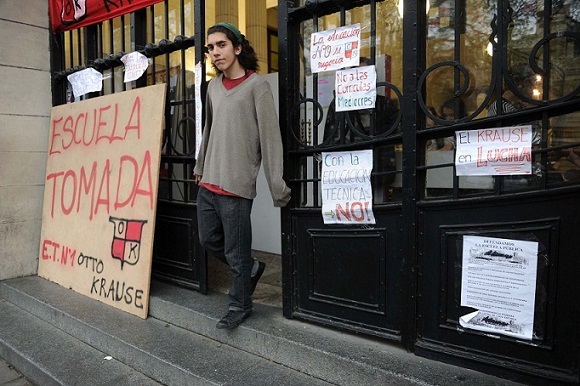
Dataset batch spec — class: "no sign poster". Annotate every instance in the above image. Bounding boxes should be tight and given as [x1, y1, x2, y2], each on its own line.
[38, 84, 166, 319]
[321, 150, 375, 225]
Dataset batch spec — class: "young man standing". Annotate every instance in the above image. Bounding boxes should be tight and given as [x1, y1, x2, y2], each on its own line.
[193, 22, 291, 329]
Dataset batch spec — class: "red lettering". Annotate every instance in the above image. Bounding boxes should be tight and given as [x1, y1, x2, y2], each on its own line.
[132, 150, 154, 209]
[115, 155, 138, 210]
[335, 202, 369, 222]
[96, 105, 112, 144]
[46, 171, 65, 218]
[49, 118, 63, 155]
[62, 115, 75, 150]
[81, 112, 96, 146]
[51, 98, 146, 154]
[335, 203, 351, 221]
[61, 170, 77, 215]
[476, 147, 487, 167]
[351, 202, 365, 221]
[125, 96, 141, 140]
[42, 239, 59, 261]
[78, 162, 98, 221]
[47, 150, 155, 219]
[94, 159, 111, 217]
[60, 245, 76, 266]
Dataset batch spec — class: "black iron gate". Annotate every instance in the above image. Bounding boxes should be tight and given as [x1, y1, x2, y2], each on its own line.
[51, 1, 208, 292]
[279, 0, 580, 383]
[49, 0, 580, 382]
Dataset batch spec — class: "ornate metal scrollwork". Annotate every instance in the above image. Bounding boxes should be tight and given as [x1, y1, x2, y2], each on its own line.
[289, 97, 324, 149]
[289, 82, 403, 150]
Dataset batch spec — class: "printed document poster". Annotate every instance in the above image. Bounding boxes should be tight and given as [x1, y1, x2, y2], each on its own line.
[310, 24, 361, 73]
[321, 150, 375, 225]
[460, 235, 539, 340]
[335, 65, 377, 112]
[455, 125, 532, 175]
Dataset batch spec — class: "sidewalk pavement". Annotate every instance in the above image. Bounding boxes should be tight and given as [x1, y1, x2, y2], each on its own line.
[0, 358, 33, 386]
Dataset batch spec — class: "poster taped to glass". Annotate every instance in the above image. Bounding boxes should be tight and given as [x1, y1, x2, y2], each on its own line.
[460, 235, 538, 340]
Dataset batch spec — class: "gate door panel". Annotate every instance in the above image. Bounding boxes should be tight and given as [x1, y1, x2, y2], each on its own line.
[416, 193, 578, 383]
[280, 1, 406, 341]
[411, 0, 580, 383]
[292, 211, 402, 338]
[280, 0, 580, 382]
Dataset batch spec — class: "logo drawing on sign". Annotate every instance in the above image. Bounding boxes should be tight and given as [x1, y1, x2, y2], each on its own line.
[60, 0, 88, 25]
[109, 217, 147, 269]
[344, 41, 359, 59]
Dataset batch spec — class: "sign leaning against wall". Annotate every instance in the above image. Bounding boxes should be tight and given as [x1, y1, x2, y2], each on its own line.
[38, 84, 166, 319]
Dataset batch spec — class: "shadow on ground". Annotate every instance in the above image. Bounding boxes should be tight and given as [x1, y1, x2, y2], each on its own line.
[207, 250, 282, 308]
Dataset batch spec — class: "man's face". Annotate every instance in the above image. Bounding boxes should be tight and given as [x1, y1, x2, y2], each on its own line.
[206, 32, 241, 74]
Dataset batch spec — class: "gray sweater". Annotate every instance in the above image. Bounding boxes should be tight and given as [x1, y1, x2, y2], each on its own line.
[194, 73, 291, 207]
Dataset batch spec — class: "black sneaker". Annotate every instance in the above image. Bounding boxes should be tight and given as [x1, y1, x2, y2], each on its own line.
[250, 261, 266, 295]
[216, 310, 252, 329]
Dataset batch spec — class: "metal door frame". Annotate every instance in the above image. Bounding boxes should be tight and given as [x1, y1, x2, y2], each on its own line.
[50, 1, 208, 292]
[279, 0, 411, 344]
[279, 0, 580, 382]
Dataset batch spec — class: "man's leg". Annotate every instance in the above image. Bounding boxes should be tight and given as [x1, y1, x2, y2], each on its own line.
[196, 187, 227, 265]
[217, 195, 254, 313]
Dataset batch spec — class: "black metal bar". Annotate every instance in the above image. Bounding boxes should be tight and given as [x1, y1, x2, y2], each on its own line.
[134, 10, 149, 89]
[50, 32, 66, 106]
[279, 0, 297, 319]
[106, 19, 116, 93]
[401, 0, 420, 351]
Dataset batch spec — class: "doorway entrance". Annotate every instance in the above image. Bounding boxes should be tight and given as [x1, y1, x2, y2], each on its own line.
[278, 0, 580, 383]
[49, 0, 580, 382]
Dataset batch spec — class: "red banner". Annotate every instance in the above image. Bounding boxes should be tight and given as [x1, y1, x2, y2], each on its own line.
[49, 0, 164, 33]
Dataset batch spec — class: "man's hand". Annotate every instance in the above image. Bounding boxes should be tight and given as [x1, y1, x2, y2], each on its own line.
[194, 174, 202, 184]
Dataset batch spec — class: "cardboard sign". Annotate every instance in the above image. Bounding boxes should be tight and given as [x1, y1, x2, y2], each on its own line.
[39, 84, 166, 319]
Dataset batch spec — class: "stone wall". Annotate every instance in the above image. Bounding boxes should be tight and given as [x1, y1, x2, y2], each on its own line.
[0, 1, 51, 280]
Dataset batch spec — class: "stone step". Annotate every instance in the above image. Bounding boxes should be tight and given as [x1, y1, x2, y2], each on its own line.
[0, 276, 331, 386]
[0, 276, 523, 386]
[0, 299, 160, 386]
[148, 280, 525, 386]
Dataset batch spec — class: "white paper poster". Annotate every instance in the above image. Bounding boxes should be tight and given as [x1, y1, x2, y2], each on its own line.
[460, 235, 538, 340]
[195, 62, 203, 159]
[310, 24, 361, 73]
[321, 150, 375, 225]
[67, 68, 103, 97]
[335, 65, 376, 112]
[121, 52, 149, 83]
[455, 126, 533, 175]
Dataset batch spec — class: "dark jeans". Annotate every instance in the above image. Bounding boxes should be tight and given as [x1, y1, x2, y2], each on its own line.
[197, 186, 254, 312]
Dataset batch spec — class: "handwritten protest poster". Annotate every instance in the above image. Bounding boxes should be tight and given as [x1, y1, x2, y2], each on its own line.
[121, 52, 149, 83]
[67, 68, 103, 97]
[321, 150, 375, 224]
[335, 65, 377, 112]
[455, 125, 533, 175]
[38, 84, 166, 319]
[460, 235, 538, 340]
[310, 24, 361, 73]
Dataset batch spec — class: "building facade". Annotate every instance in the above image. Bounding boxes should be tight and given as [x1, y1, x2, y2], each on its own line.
[0, 1, 51, 281]
[4, 0, 580, 383]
